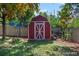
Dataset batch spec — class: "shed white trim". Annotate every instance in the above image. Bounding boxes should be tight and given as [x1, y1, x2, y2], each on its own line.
[34, 22, 45, 40]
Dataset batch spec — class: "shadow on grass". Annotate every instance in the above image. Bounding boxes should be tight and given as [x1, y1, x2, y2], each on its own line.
[0, 39, 54, 56]
[58, 46, 79, 56]
[0, 38, 79, 56]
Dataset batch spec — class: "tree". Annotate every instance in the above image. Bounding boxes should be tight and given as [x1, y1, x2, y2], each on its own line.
[49, 14, 59, 28]
[71, 18, 79, 28]
[39, 12, 48, 18]
[39, 11, 59, 28]
[58, 3, 73, 40]
[0, 3, 39, 40]
[71, 3, 79, 18]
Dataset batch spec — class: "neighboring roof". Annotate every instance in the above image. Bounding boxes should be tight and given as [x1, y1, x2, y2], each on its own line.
[32, 15, 48, 21]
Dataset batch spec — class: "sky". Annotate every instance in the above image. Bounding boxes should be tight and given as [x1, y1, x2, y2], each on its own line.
[39, 3, 64, 16]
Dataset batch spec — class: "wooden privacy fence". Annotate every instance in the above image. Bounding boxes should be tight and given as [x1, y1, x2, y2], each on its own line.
[71, 28, 79, 43]
[0, 24, 28, 38]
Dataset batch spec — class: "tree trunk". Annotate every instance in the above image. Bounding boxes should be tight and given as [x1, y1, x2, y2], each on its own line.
[2, 14, 6, 40]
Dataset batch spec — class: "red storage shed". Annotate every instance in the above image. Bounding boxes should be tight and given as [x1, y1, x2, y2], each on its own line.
[28, 15, 51, 40]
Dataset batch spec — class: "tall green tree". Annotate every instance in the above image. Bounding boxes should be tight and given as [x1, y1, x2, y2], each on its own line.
[58, 3, 73, 40]
[58, 4, 73, 28]
[71, 3, 79, 18]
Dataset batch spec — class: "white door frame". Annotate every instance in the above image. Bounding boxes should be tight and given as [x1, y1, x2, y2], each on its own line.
[34, 22, 45, 40]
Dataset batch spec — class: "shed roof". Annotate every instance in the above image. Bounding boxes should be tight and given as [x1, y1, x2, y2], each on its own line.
[32, 15, 48, 21]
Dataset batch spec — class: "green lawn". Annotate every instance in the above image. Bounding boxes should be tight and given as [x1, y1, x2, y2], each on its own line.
[0, 38, 79, 56]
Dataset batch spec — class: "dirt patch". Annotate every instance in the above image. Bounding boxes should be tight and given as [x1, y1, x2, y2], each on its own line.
[55, 39, 79, 52]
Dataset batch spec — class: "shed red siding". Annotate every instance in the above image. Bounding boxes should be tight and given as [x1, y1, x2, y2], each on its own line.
[45, 22, 51, 40]
[29, 22, 34, 39]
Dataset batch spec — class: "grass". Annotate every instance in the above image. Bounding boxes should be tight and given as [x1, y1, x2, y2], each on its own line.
[0, 38, 79, 56]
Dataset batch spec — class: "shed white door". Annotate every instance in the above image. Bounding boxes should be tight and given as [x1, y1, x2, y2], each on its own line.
[34, 22, 45, 40]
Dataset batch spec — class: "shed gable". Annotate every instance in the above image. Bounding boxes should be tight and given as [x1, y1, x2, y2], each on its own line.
[32, 15, 48, 21]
